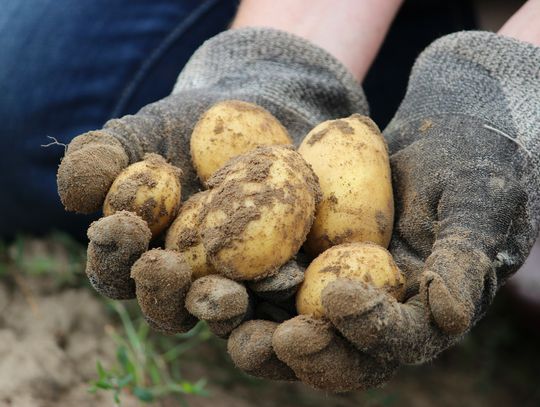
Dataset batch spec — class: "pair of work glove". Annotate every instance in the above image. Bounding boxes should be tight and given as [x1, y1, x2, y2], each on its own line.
[57, 27, 540, 391]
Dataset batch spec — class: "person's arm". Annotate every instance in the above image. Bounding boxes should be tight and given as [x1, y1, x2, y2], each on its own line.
[498, 0, 540, 46]
[232, 0, 403, 82]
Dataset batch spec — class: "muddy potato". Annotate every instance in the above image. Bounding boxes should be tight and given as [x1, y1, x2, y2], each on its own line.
[298, 114, 394, 256]
[165, 191, 216, 279]
[296, 242, 405, 318]
[200, 146, 321, 281]
[190, 100, 292, 183]
[103, 153, 182, 238]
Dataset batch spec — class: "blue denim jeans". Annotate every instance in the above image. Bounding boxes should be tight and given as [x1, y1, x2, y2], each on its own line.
[0, 0, 237, 238]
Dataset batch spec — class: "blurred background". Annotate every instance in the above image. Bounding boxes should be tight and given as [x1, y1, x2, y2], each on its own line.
[1, 0, 539, 406]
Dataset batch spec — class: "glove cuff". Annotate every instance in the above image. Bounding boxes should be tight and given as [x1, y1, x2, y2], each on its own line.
[388, 31, 540, 147]
[173, 27, 368, 142]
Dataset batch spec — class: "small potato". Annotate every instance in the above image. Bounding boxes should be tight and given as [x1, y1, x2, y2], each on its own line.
[298, 114, 394, 256]
[103, 153, 182, 238]
[296, 242, 405, 318]
[200, 146, 321, 281]
[190, 100, 292, 183]
[165, 191, 216, 279]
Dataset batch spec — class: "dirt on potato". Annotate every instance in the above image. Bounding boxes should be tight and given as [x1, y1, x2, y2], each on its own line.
[165, 191, 216, 279]
[200, 146, 321, 281]
[103, 153, 182, 237]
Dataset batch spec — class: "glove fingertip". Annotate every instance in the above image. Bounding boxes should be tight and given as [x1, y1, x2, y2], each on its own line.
[86, 211, 151, 300]
[422, 271, 471, 335]
[185, 275, 249, 321]
[131, 248, 193, 334]
[228, 320, 297, 381]
[58, 131, 128, 214]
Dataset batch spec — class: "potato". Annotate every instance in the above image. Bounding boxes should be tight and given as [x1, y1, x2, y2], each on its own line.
[103, 153, 182, 238]
[190, 100, 292, 183]
[296, 242, 405, 318]
[165, 191, 216, 279]
[298, 114, 394, 256]
[200, 146, 321, 281]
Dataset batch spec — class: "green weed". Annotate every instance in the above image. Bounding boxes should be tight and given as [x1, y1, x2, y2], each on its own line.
[0, 232, 87, 287]
[89, 301, 211, 406]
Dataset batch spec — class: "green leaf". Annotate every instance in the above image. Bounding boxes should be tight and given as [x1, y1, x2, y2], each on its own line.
[96, 361, 107, 379]
[93, 380, 114, 390]
[113, 390, 121, 405]
[181, 381, 194, 393]
[149, 364, 162, 385]
[193, 379, 207, 392]
[117, 346, 130, 370]
[133, 387, 155, 402]
[117, 373, 134, 388]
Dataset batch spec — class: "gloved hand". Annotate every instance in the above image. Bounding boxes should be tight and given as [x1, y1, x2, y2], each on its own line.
[228, 31, 540, 391]
[56, 28, 366, 338]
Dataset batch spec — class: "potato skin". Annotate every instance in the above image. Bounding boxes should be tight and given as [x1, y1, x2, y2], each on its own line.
[103, 153, 182, 238]
[165, 191, 216, 279]
[190, 100, 292, 184]
[298, 114, 394, 256]
[200, 146, 321, 281]
[296, 242, 405, 318]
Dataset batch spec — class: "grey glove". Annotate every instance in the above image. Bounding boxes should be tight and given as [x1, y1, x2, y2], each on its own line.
[56, 28, 365, 339]
[57, 27, 366, 211]
[229, 31, 540, 391]
[328, 31, 540, 363]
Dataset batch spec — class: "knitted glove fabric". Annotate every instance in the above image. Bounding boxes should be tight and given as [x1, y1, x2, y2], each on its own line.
[57, 27, 366, 212]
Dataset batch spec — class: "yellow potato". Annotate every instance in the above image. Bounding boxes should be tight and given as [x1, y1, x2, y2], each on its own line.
[200, 146, 320, 281]
[165, 191, 216, 279]
[298, 114, 394, 256]
[190, 100, 292, 183]
[296, 242, 405, 318]
[103, 154, 182, 238]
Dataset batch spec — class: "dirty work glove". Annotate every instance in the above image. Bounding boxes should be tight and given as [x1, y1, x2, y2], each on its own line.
[56, 29, 365, 344]
[57, 27, 365, 210]
[228, 31, 540, 391]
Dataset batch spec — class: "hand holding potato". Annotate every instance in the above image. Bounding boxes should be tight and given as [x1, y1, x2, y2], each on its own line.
[56, 26, 540, 395]
[57, 27, 366, 342]
[74, 116, 320, 339]
[229, 32, 540, 391]
[228, 113, 404, 390]
[68, 93, 403, 390]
